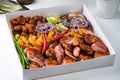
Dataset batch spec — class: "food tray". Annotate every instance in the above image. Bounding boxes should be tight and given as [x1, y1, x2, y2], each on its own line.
[5, 4, 115, 80]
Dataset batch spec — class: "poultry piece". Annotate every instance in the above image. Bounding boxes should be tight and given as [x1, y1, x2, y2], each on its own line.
[28, 61, 40, 69]
[80, 43, 93, 55]
[94, 52, 108, 58]
[65, 49, 78, 61]
[73, 47, 80, 57]
[79, 54, 92, 61]
[26, 48, 44, 67]
[91, 41, 109, 54]
[35, 52, 45, 62]
[45, 49, 55, 58]
[62, 56, 76, 65]
[60, 37, 72, 51]
[84, 34, 101, 44]
[54, 44, 65, 64]
[45, 42, 58, 58]
[49, 42, 58, 53]
[61, 36, 74, 45]
[60, 36, 82, 50]
[44, 58, 58, 67]
[72, 37, 84, 46]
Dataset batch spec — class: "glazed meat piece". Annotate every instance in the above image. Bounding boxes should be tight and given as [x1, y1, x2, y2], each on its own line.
[79, 54, 92, 61]
[60, 38, 72, 51]
[46, 42, 58, 58]
[25, 23, 35, 33]
[80, 43, 93, 55]
[62, 56, 76, 65]
[49, 42, 58, 53]
[60, 37, 82, 50]
[84, 34, 101, 44]
[13, 25, 22, 32]
[94, 52, 108, 58]
[72, 37, 84, 46]
[91, 41, 109, 54]
[73, 47, 80, 57]
[54, 44, 65, 64]
[35, 52, 45, 62]
[17, 15, 26, 24]
[11, 19, 18, 25]
[25, 16, 31, 23]
[28, 61, 40, 69]
[26, 48, 44, 67]
[63, 36, 74, 45]
[45, 49, 56, 59]
[65, 49, 78, 61]
[44, 58, 58, 67]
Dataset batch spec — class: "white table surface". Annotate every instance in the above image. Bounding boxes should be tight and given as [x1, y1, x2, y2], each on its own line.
[0, 0, 120, 80]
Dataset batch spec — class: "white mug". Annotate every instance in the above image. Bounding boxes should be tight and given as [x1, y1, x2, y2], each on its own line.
[97, 0, 120, 18]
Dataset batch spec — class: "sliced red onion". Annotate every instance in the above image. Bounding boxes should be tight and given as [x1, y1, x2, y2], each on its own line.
[62, 19, 70, 27]
[70, 17, 89, 29]
[36, 23, 55, 34]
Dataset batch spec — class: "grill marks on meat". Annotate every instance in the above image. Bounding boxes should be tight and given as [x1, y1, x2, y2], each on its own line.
[72, 38, 83, 46]
[65, 49, 78, 61]
[79, 54, 92, 61]
[44, 58, 58, 67]
[60, 37, 73, 51]
[62, 56, 76, 65]
[60, 37, 83, 51]
[45, 33, 109, 66]
[80, 43, 93, 55]
[54, 44, 65, 64]
[91, 41, 109, 54]
[84, 34, 109, 56]
[45, 42, 58, 58]
[84, 34, 101, 44]
[94, 52, 108, 58]
[26, 49, 44, 67]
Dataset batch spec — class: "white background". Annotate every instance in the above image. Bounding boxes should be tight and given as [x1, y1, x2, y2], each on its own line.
[0, 0, 120, 80]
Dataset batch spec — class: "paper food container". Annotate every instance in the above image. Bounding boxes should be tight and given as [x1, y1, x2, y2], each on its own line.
[5, 4, 116, 80]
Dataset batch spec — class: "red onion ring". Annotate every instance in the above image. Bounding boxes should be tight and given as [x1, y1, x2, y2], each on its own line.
[62, 19, 70, 27]
[36, 23, 55, 34]
[70, 17, 89, 29]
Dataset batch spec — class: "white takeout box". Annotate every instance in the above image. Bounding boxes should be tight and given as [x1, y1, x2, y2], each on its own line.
[6, 4, 116, 80]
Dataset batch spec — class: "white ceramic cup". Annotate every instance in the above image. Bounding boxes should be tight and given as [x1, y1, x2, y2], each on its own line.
[97, 0, 120, 18]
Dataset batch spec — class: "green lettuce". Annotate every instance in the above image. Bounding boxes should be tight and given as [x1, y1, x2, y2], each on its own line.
[47, 16, 61, 24]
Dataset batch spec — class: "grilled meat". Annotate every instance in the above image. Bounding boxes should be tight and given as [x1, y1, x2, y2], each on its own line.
[26, 48, 44, 67]
[65, 49, 78, 61]
[44, 58, 58, 67]
[84, 34, 101, 44]
[80, 43, 93, 55]
[94, 51, 108, 58]
[62, 56, 76, 64]
[73, 47, 80, 57]
[91, 41, 109, 54]
[54, 44, 65, 64]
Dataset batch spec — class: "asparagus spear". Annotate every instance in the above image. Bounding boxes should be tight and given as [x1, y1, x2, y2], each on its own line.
[13, 34, 29, 69]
